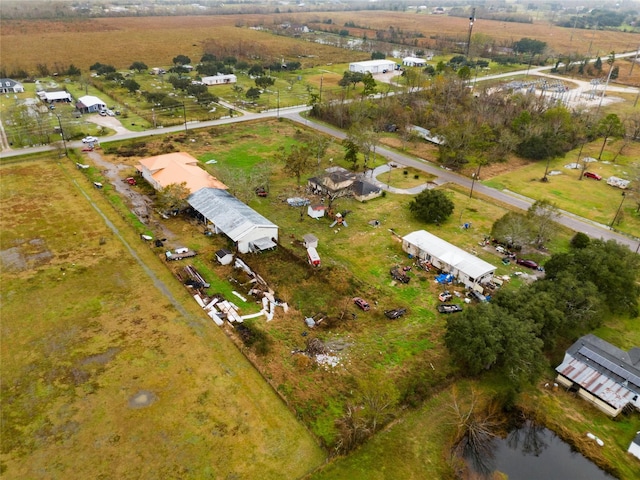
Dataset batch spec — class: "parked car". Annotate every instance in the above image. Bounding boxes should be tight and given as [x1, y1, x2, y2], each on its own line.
[390, 267, 410, 284]
[353, 297, 370, 311]
[438, 291, 453, 302]
[384, 308, 406, 319]
[437, 304, 463, 314]
[99, 110, 107, 116]
[255, 187, 268, 197]
[584, 172, 602, 180]
[516, 259, 538, 269]
[125, 177, 137, 186]
[82, 136, 99, 143]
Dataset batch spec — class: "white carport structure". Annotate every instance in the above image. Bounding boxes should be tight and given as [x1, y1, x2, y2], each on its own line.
[402, 57, 427, 67]
[188, 188, 278, 254]
[402, 230, 496, 288]
[349, 59, 396, 74]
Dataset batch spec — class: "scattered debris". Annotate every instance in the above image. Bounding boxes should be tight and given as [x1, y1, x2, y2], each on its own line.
[287, 197, 310, 207]
[607, 176, 630, 189]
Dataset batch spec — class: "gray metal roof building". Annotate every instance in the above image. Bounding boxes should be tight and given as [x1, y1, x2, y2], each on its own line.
[556, 334, 640, 416]
[188, 188, 278, 253]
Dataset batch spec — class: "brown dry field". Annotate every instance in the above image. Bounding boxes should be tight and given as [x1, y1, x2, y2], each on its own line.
[2, 13, 639, 73]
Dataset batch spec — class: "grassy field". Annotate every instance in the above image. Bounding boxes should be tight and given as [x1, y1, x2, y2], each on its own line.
[483, 137, 640, 239]
[0, 156, 325, 478]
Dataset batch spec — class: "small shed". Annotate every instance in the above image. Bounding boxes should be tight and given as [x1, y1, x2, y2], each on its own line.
[215, 249, 234, 265]
[303, 234, 318, 249]
[629, 433, 640, 460]
[307, 204, 326, 219]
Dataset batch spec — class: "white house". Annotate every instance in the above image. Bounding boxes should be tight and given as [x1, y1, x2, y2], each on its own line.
[402, 230, 496, 288]
[349, 60, 396, 74]
[402, 57, 427, 67]
[188, 188, 278, 254]
[556, 334, 640, 417]
[76, 95, 107, 114]
[201, 74, 237, 86]
[0, 78, 24, 93]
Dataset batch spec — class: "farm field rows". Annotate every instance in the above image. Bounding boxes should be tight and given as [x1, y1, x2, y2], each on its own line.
[0, 156, 324, 479]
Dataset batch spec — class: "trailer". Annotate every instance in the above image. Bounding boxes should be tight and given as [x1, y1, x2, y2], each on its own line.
[165, 249, 197, 261]
[307, 247, 321, 267]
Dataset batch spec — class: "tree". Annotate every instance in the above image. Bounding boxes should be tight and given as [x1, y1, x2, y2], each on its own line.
[248, 65, 264, 77]
[409, 189, 454, 224]
[255, 75, 275, 89]
[361, 72, 377, 97]
[279, 144, 311, 185]
[544, 240, 640, 316]
[513, 38, 547, 55]
[596, 113, 625, 159]
[570, 232, 590, 249]
[172, 55, 191, 66]
[371, 51, 386, 60]
[527, 199, 559, 247]
[305, 132, 329, 166]
[245, 87, 261, 101]
[156, 182, 190, 213]
[129, 61, 148, 72]
[342, 138, 359, 168]
[491, 212, 533, 248]
[123, 79, 140, 93]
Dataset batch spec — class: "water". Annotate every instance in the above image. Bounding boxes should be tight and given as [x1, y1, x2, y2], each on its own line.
[468, 421, 616, 479]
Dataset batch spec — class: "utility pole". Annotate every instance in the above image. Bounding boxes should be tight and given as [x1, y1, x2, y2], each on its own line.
[466, 8, 476, 58]
[319, 74, 323, 103]
[610, 192, 626, 229]
[55, 114, 68, 157]
[469, 163, 482, 198]
[629, 45, 640, 75]
[596, 52, 615, 117]
[277, 89, 280, 119]
[182, 103, 187, 133]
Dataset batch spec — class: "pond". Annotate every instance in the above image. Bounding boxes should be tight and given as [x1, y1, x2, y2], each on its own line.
[467, 421, 616, 479]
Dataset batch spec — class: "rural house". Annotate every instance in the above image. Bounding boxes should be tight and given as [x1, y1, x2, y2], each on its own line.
[76, 95, 107, 114]
[188, 188, 279, 254]
[349, 59, 396, 74]
[308, 167, 381, 202]
[556, 334, 640, 417]
[201, 74, 237, 86]
[402, 57, 427, 67]
[0, 78, 24, 93]
[137, 152, 227, 194]
[402, 230, 496, 288]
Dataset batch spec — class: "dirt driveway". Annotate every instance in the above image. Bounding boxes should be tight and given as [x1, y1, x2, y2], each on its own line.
[86, 113, 131, 135]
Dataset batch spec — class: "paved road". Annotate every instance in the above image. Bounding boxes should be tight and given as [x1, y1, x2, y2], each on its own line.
[2, 61, 638, 250]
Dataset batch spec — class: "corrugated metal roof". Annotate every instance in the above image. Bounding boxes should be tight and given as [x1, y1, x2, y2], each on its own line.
[403, 230, 496, 281]
[188, 188, 277, 242]
[556, 356, 636, 409]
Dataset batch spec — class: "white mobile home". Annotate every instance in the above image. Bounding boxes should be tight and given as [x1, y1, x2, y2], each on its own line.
[402, 230, 496, 288]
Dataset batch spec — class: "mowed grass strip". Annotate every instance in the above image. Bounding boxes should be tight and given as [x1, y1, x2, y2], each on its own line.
[0, 158, 324, 479]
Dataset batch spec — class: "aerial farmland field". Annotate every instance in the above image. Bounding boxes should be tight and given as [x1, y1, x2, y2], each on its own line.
[0, 156, 324, 478]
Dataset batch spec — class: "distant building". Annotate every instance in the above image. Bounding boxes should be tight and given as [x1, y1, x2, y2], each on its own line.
[402, 57, 427, 67]
[39, 91, 72, 103]
[0, 78, 24, 94]
[556, 334, 640, 417]
[76, 95, 107, 114]
[201, 74, 237, 86]
[349, 60, 396, 74]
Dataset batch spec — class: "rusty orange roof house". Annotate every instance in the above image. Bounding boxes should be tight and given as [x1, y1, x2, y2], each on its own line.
[137, 152, 227, 194]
